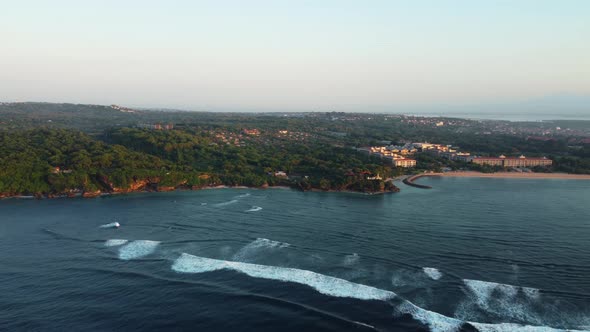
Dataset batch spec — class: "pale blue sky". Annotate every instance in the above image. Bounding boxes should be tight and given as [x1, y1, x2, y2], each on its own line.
[1, 0, 589, 112]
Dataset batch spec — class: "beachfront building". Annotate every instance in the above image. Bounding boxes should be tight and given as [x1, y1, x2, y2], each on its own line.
[382, 155, 416, 168]
[472, 156, 504, 166]
[393, 158, 417, 168]
[451, 152, 473, 162]
[472, 155, 552, 167]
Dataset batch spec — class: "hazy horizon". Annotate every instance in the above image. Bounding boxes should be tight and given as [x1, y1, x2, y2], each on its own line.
[2, 1, 589, 113]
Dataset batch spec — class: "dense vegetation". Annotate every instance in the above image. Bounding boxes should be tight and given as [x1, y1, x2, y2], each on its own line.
[1, 102, 589, 197]
[0, 130, 177, 195]
[0, 128, 398, 196]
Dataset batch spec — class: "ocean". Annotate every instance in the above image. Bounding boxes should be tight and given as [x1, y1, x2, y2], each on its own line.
[405, 112, 590, 122]
[1, 178, 589, 331]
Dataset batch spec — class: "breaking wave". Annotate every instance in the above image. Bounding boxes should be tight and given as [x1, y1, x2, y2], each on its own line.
[245, 206, 263, 212]
[232, 238, 290, 262]
[105, 239, 128, 247]
[99, 222, 120, 228]
[456, 279, 551, 327]
[171, 254, 588, 332]
[423, 267, 443, 280]
[522, 287, 541, 300]
[172, 253, 395, 300]
[396, 301, 463, 332]
[467, 321, 585, 332]
[118, 240, 160, 260]
[463, 279, 540, 306]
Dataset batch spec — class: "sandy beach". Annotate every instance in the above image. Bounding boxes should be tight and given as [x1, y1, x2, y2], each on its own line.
[424, 171, 590, 180]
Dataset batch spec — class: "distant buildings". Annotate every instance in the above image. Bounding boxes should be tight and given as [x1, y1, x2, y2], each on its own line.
[138, 123, 174, 130]
[110, 104, 137, 113]
[361, 142, 465, 168]
[391, 158, 417, 168]
[358, 146, 417, 168]
[472, 155, 552, 167]
[411, 142, 474, 162]
[359, 140, 554, 170]
[243, 129, 260, 136]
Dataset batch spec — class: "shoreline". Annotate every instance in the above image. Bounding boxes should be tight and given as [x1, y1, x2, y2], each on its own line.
[0, 184, 395, 200]
[422, 171, 590, 180]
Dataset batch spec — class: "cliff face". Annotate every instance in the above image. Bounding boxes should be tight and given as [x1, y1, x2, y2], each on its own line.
[112, 179, 149, 193]
[1, 174, 400, 199]
[82, 190, 101, 198]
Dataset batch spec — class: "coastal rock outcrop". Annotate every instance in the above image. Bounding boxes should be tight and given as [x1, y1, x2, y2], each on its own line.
[82, 190, 101, 198]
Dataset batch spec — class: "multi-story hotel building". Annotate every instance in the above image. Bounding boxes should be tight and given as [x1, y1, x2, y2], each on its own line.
[392, 158, 417, 168]
[472, 155, 552, 167]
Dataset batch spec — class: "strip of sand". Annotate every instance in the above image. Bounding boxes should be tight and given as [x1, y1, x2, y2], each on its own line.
[425, 171, 590, 180]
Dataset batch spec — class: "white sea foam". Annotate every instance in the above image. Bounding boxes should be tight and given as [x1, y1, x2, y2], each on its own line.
[522, 287, 541, 300]
[464, 279, 542, 305]
[232, 238, 290, 261]
[235, 193, 251, 198]
[469, 322, 586, 332]
[213, 199, 238, 207]
[99, 222, 120, 228]
[118, 240, 160, 260]
[461, 279, 548, 326]
[172, 253, 396, 301]
[423, 267, 443, 280]
[396, 301, 463, 332]
[105, 239, 128, 247]
[343, 253, 360, 266]
[245, 206, 263, 212]
[464, 279, 518, 307]
[170, 254, 584, 332]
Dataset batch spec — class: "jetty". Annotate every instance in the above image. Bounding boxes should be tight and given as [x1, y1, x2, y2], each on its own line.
[402, 174, 433, 189]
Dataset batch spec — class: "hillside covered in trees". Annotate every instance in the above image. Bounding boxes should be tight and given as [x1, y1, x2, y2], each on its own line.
[1, 102, 589, 198]
[0, 127, 398, 198]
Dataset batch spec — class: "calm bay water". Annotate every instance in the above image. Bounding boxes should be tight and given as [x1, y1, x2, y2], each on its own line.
[1, 178, 589, 331]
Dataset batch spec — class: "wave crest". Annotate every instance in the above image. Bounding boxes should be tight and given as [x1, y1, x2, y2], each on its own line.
[118, 240, 160, 260]
[171, 255, 584, 332]
[105, 239, 128, 247]
[99, 222, 120, 228]
[423, 267, 443, 280]
[172, 253, 396, 301]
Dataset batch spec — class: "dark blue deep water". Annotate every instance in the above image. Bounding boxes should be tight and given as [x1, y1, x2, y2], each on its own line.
[1, 178, 589, 331]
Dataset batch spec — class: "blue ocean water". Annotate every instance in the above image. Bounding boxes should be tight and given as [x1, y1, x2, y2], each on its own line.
[1, 178, 589, 331]
[406, 112, 590, 121]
